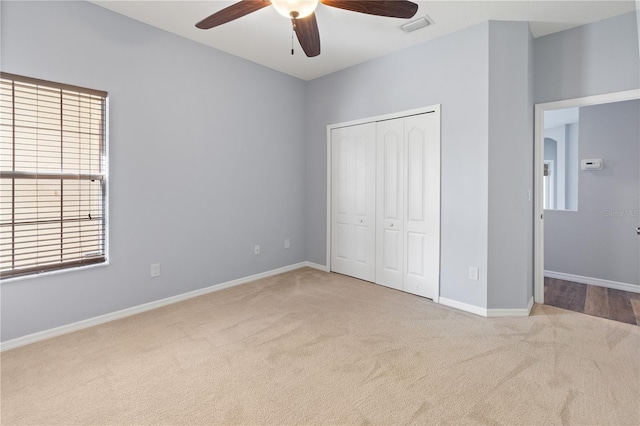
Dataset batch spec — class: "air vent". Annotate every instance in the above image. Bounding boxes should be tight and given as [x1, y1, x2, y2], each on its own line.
[401, 15, 433, 33]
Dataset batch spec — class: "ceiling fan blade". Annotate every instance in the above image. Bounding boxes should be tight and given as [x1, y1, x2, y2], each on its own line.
[196, 0, 271, 29]
[320, 0, 418, 19]
[294, 13, 321, 57]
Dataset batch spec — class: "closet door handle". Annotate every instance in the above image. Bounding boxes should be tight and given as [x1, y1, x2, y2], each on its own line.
[636, 226, 640, 235]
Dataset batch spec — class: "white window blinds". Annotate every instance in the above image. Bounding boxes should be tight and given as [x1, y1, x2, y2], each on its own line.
[0, 73, 108, 279]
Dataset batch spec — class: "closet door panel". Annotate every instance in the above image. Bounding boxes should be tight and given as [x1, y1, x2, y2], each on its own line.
[382, 228, 401, 268]
[352, 130, 376, 281]
[384, 138, 400, 220]
[407, 133, 425, 222]
[376, 119, 404, 290]
[406, 232, 425, 276]
[404, 123, 428, 296]
[331, 124, 376, 282]
[331, 127, 353, 276]
[335, 223, 351, 261]
[423, 113, 441, 299]
[403, 113, 440, 299]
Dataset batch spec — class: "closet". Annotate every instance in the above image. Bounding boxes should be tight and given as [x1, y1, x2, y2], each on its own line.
[329, 108, 440, 300]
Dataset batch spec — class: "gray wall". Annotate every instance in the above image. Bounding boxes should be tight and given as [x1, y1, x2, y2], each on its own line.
[566, 123, 580, 209]
[487, 22, 533, 309]
[544, 138, 558, 163]
[2, 3, 639, 341]
[544, 100, 640, 286]
[306, 20, 535, 310]
[1, 1, 308, 341]
[305, 22, 491, 308]
[534, 11, 640, 104]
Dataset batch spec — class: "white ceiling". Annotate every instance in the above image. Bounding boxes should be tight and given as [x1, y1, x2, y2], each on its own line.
[90, 0, 638, 81]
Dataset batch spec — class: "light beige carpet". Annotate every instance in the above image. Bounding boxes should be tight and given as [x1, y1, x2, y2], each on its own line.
[1, 267, 639, 425]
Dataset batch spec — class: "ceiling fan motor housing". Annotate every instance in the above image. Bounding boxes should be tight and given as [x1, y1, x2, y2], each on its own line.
[272, 0, 319, 19]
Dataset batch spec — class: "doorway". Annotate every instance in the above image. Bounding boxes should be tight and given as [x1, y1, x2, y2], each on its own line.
[534, 90, 640, 324]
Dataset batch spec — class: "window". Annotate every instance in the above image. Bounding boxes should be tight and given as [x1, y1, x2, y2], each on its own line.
[0, 73, 107, 279]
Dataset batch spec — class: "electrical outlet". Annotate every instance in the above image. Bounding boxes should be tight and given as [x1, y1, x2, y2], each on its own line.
[468, 266, 479, 281]
[254, 245, 261, 255]
[284, 238, 290, 249]
[150, 263, 161, 278]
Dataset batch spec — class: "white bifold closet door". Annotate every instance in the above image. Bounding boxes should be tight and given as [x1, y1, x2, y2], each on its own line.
[330, 123, 376, 282]
[330, 110, 440, 300]
[376, 113, 440, 299]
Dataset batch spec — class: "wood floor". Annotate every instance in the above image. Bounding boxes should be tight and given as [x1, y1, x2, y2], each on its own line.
[544, 277, 640, 326]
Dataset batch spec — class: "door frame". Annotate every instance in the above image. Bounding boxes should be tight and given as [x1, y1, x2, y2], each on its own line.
[543, 159, 555, 210]
[326, 104, 441, 298]
[533, 89, 640, 304]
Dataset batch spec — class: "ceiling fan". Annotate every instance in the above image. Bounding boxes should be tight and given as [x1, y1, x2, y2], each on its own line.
[196, 0, 419, 57]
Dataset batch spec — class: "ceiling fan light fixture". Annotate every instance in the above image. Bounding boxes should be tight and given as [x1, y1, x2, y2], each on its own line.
[401, 15, 433, 33]
[272, 0, 319, 19]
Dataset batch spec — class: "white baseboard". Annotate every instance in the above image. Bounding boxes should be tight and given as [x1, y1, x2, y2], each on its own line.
[1, 262, 316, 352]
[439, 297, 488, 317]
[486, 297, 534, 318]
[544, 270, 640, 294]
[305, 261, 329, 272]
[439, 296, 534, 318]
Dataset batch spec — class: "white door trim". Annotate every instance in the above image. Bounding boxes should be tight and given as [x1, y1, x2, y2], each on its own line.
[326, 105, 441, 282]
[534, 89, 640, 304]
